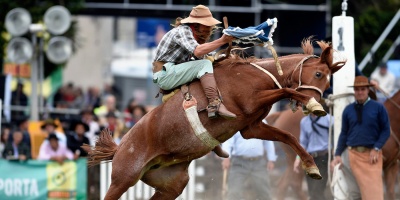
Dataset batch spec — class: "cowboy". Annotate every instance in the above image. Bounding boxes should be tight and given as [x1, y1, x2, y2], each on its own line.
[152, 5, 237, 120]
[331, 76, 390, 200]
[40, 118, 67, 145]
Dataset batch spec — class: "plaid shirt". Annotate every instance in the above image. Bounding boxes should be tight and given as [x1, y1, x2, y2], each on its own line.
[154, 25, 199, 63]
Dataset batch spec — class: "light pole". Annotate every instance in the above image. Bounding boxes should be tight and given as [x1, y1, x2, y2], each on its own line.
[5, 6, 72, 121]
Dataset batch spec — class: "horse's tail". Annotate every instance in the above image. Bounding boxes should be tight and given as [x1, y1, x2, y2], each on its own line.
[81, 129, 118, 167]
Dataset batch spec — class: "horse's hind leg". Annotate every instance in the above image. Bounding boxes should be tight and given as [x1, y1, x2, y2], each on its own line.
[141, 162, 191, 200]
[104, 148, 149, 200]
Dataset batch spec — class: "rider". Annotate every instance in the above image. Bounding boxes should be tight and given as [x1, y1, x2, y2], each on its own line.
[152, 5, 236, 158]
[152, 5, 237, 120]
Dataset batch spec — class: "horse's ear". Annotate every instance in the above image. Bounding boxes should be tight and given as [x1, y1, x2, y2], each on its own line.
[319, 46, 333, 65]
[330, 61, 346, 74]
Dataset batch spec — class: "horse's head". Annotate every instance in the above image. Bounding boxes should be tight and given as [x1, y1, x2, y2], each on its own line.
[290, 38, 346, 102]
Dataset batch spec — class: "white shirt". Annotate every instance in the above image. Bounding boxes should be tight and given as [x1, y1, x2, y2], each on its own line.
[371, 69, 396, 94]
[221, 120, 278, 161]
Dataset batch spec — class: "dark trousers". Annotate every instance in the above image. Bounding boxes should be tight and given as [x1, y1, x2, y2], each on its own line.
[306, 153, 329, 200]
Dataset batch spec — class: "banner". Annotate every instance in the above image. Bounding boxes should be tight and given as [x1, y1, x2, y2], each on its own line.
[0, 158, 87, 200]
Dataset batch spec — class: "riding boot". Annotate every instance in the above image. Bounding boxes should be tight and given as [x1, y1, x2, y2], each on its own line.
[200, 73, 237, 120]
[212, 145, 229, 158]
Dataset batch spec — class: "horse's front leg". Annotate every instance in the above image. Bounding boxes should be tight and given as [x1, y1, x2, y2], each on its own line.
[256, 88, 326, 116]
[241, 122, 322, 180]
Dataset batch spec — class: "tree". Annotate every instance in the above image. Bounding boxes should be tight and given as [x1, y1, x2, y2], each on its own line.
[331, 0, 400, 75]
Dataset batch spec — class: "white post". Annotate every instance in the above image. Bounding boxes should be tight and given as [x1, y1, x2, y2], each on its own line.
[331, 0, 355, 198]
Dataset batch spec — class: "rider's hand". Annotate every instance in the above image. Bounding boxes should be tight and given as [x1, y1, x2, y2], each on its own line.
[221, 34, 235, 43]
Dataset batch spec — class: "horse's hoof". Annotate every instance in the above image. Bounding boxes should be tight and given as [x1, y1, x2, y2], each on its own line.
[305, 167, 322, 180]
[312, 109, 327, 116]
[306, 98, 327, 116]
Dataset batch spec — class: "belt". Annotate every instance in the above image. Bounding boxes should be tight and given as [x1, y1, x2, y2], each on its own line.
[348, 146, 371, 153]
[233, 156, 264, 161]
[309, 150, 328, 158]
[152, 61, 166, 73]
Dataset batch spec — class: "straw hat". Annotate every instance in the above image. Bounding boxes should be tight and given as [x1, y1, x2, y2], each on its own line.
[349, 76, 374, 87]
[180, 5, 221, 26]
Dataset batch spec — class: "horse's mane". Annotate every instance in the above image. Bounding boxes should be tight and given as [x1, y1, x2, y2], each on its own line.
[216, 37, 332, 68]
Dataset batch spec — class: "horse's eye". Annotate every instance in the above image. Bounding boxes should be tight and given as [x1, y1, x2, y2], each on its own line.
[315, 72, 322, 78]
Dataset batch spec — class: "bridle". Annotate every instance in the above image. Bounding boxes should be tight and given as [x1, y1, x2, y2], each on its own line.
[290, 55, 324, 99]
[250, 54, 325, 99]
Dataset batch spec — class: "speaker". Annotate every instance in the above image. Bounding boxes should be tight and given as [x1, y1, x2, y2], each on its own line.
[6, 37, 33, 64]
[46, 36, 72, 64]
[5, 8, 32, 37]
[44, 5, 71, 35]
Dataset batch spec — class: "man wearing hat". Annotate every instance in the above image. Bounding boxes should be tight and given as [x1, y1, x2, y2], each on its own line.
[371, 62, 396, 102]
[152, 5, 236, 120]
[37, 133, 75, 165]
[152, 5, 236, 158]
[331, 76, 390, 200]
[66, 121, 90, 157]
[41, 118, 67, 145]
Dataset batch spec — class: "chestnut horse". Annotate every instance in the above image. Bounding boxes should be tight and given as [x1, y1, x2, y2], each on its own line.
[382, 89, 400, 200]
[267, 90, 400, 200]
[84, 39, 345, 200]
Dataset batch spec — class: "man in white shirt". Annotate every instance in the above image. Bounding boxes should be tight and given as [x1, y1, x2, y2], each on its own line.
[371, 62, 396, 102]
[221, 122, 277, 200]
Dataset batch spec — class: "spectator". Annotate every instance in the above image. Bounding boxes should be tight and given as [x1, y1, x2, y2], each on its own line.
[2, 129, 31, 161]
[71, 87, 85, 109]
[95, 94, 121, 126]
[221, 127, 277, 200]
[66, 121, 90, 157]
[11, 81, 28, 122]
[9, 116, 31, 147]
[103, 112, 125, 144]
[331, 76, 390, 200]
[63, 82, 76, 106]
[0, 124, 11, 158]
[40, 118, 66, 145]
[84, 86, 101, 110]
[123, 98, 138, 125]
[38, 133, 76, 165]
[81, 108, 100, 146]
[125, 105, 147, 127]
[293, 113, 333, 200]
[371, 62, 396, 102]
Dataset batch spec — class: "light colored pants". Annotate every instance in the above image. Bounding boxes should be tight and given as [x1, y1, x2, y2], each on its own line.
[226, 156, 272, 200]
[341, 149, 361, 200]
[152, 60, 213, 90]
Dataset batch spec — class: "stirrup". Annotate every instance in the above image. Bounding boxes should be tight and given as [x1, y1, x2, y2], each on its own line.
[207, 99, 221, 119]
[207, 105, 219, 119]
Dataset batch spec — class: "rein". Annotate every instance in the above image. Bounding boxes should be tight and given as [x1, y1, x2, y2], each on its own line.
[250, 55, 322, 99]
[250, 63, 282, 89]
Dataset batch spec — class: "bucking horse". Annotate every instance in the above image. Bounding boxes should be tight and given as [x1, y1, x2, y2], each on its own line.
[83, 38, 345, 200]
